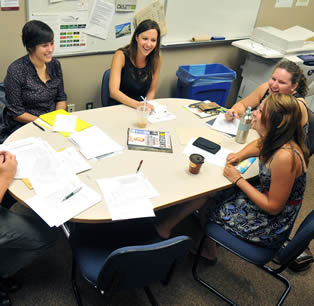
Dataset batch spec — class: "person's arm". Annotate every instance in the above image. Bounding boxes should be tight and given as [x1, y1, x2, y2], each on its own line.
[0, 151, 17, 203]
[56, 101, 67, 110]
[226, 138, 261, 165]
[145, 56, 161, 101]
[224, 148, 298, 215]
[225, 82, 268, 120]
[109, 50, 146, 109]
[14, 113, 38, 123]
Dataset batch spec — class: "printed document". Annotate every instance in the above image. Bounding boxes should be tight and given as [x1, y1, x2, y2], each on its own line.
[97, 173, 159, 220]
[85, 0, 114, 39]
[209, 113, 240, 136]
[69, 126, 123, 159]
[26, 183, 101, 227]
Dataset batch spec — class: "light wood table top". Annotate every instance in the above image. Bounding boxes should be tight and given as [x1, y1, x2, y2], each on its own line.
[6, 98, 259, 223]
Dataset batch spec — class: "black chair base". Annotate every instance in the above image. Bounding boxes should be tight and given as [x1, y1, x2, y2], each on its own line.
[192, 235, 291, 306]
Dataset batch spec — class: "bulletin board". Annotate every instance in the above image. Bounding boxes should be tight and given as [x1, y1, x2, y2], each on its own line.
[26, 0, 261, 56]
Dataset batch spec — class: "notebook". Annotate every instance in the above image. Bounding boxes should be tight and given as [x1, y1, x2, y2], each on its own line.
[40, 109, 91, 137]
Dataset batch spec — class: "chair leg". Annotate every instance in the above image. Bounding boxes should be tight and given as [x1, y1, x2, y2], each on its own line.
[261, 265, 291, 306]
[192, 235, 237, 306]
[192, 235, 291, 306]
[71, 256, 83, 306]
[144, 286, 159, 306]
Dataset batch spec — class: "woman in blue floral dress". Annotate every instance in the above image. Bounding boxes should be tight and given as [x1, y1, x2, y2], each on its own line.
[156, 93, 309, 260]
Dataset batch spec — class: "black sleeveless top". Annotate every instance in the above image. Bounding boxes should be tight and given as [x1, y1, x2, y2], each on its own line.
[108, 52, 152, 106]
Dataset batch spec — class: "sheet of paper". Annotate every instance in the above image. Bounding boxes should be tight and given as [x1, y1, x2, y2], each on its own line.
[184, 138, 231, 168]
[69, 126, 123, 159]
[134, 0, 167, 36]
[26, 183, 101, 227]
[85, 0, 114, 40]
[148, 100, 176, 123]
[97, 173, 158, 220]
[27, 152, 81, 196]
[57, 147, 91, 174]
[53, 114, 77, 132]
[209, 113, 240, 136]
[0, 137, 57, 179]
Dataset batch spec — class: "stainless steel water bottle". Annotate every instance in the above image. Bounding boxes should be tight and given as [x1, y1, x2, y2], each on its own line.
[235, 107, 252, 144]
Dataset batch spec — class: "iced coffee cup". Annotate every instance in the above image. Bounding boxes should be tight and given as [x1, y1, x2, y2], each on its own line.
[189, 154, 204, 174]
[136, 104, 150, 128]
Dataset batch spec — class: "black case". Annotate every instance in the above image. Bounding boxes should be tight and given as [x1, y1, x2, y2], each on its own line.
[192, 137, 221, 154]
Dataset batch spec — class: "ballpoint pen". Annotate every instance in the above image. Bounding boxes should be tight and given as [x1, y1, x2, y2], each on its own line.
[136, 160, 143, 173]
[62, 187, 82, 202]
[33, 121, 45, 131]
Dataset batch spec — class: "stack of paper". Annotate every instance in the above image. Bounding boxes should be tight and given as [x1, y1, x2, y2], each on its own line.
[97, 173, 159, 220]
[1, 137, 100, 227]
[69, 126, 123, 159]
[26, 183, 101, 227]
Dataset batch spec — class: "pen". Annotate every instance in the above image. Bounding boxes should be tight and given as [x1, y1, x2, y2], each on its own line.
[136, 160, 143, 173]
[62, 187, 82, 202]
[33, 121, 45, 131]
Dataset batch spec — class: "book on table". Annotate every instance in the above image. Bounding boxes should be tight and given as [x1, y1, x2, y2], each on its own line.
[184, 100, 227, 118]
[127, 128, 173, 153]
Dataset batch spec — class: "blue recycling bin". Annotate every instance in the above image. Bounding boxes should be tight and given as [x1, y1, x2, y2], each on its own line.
[175, 63, 236, 107]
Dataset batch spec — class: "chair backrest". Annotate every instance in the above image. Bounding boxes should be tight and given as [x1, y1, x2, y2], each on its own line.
[97, 235, 192, 291]
[101, 69, 110, 107]
[276, 210, 314, 265]
[0, 83, 7, 125]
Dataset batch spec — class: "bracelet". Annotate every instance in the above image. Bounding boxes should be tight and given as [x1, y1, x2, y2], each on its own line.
[234, 176, 243, 185]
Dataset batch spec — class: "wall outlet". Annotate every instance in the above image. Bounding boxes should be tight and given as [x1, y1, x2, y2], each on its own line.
[67, 104, 75, 112]
[86, 102, 94, 110]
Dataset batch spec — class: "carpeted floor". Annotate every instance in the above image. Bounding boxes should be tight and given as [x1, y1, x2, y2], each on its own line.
[9, 158, 314, 306]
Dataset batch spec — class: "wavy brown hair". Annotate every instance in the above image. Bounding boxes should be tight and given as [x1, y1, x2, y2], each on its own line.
[120, 19, 161, 74]
[259, 93, 309, 169]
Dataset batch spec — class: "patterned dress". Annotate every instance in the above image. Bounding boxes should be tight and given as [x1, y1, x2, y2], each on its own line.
[211, 149, 307, 248]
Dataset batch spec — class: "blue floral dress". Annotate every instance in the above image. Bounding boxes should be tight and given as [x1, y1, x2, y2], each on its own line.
[211, 149, 307, 248]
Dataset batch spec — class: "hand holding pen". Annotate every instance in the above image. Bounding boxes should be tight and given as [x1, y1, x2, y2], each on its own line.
[225, 109, 239, 121]
[140, 96, 154, 112]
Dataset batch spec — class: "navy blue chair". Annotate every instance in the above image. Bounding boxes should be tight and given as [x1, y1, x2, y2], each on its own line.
[192, 210, 314, 306]
[101, 69, 110, 107]
[70, 221, 192, 305]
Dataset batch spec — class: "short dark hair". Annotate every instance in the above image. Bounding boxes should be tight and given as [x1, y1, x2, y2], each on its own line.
[22, 20, 54, 52]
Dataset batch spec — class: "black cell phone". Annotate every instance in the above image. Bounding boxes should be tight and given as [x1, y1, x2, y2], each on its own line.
[192, 137, 221, 154]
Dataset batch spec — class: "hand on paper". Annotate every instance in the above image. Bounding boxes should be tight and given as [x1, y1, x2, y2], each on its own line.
[223, 163, 241, 183]
[0, 151, 17, 182]
[226, 152, 241, 165]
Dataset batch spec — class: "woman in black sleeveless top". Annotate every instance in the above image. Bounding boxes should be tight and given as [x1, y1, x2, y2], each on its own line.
[108, 19, 161, 111]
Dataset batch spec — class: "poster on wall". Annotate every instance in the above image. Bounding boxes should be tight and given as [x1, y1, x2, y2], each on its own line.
[32, 12, 88, 55]
[1, 0, 19, 10]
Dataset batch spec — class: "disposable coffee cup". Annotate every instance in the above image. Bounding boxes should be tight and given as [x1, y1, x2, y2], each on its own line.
[189, 154, 204, 174]
[136, 104, 150, 128]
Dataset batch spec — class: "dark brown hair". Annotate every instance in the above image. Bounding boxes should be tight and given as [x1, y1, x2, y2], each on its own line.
[120, 19, 161, 74]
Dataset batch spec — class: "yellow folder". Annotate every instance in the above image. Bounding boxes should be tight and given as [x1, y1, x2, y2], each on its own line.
[39, 109, 91, 137]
